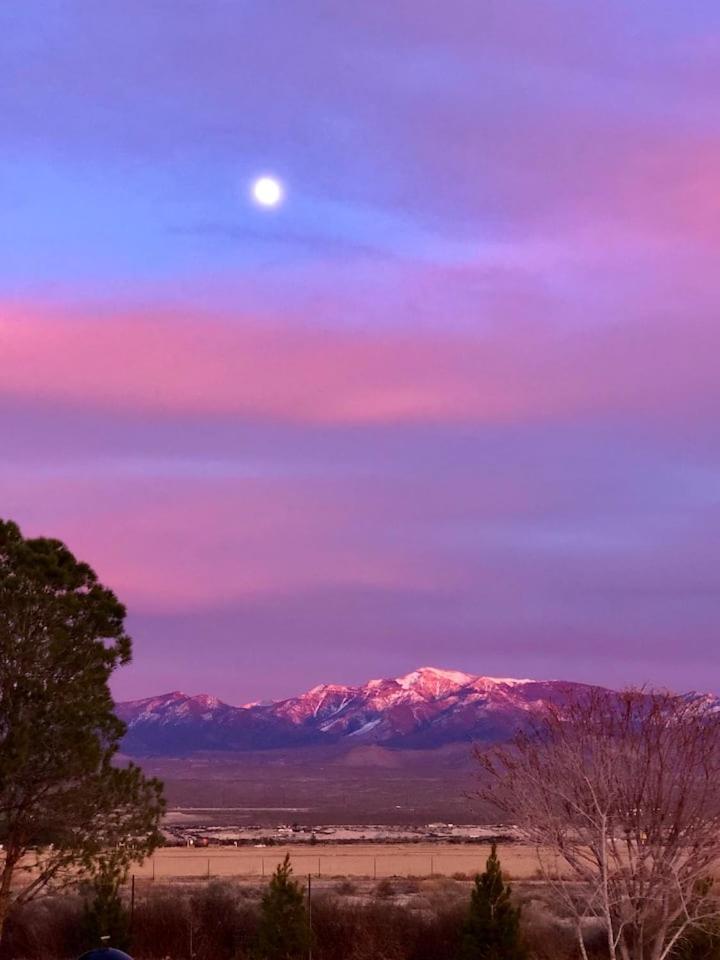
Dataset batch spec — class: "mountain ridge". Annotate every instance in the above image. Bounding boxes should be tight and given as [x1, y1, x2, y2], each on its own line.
[116, 665, 598, 756]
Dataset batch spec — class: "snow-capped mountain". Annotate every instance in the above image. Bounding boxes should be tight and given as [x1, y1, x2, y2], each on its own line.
[117, 666, 595, 756]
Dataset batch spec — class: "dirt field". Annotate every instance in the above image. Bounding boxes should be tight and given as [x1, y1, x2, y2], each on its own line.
[130, 843, 546, 881]
[135, 745, 485, 826]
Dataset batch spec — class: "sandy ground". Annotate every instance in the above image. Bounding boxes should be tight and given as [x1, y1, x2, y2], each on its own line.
[130, 843, 546, 880]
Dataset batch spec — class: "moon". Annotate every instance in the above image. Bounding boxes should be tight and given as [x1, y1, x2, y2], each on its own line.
[251, 176, 284, 208]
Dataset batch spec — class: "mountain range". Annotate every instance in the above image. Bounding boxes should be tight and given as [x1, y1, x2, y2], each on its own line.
[117, 666, 596, 756]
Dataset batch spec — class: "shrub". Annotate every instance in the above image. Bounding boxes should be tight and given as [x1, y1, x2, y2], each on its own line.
[335, 880, 357, 896]
[0, 875, 617, 960]
[130, 890, 191, 959]
[373, 879, 395, 899]
[393, 879, 420, 895]
[672, 920, 720, 959]
[0, 897, 84, 960]
[189, 882, 257, 960]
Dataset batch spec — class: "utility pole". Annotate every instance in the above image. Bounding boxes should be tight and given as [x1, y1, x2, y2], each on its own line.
[130, 875, 135, 944]
[307, 873, 312, 960]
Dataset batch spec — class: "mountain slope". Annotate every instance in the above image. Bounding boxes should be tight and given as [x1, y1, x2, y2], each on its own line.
[117, 666, 598, 756]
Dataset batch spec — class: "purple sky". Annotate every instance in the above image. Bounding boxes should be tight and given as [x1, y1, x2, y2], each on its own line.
[2, 2, 719, 702]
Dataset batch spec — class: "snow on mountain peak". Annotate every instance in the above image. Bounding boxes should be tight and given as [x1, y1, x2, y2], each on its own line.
[480, 676, 535, 686]
[191, 694, 222, 709]
[397, 667, 475, 689]
[307, 682, 354, 697]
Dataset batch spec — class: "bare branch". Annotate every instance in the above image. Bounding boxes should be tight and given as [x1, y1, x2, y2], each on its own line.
[474, 687, 720, 960]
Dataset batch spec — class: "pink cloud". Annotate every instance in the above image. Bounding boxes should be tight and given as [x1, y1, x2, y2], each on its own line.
[2, 301, 719, 426]
[0, 469, 439, 609]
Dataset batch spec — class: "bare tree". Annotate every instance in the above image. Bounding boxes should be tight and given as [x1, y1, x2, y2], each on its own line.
[476, 688, 720, 960]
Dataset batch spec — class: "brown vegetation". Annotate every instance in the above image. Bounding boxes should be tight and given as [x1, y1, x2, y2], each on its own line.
[3, 878, 716, 960]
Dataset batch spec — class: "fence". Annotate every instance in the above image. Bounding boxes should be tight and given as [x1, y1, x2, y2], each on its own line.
[130, 845, 543, 881]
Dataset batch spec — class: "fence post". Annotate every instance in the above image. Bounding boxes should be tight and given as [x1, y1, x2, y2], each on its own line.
[130, 874, 135, 942]
[261, 857, 265, 878]
[152, 857, 156, 882]
[373, 856, 377, 880]
[207, 857, 211, 879]
[307, 874, 313, 960]
[317, 856, 321, 879]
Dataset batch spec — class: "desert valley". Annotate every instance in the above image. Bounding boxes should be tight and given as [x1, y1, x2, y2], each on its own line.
[118, 667, 593, 830]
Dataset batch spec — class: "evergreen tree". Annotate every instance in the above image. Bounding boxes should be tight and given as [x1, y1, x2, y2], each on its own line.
[80, 863, 131, 951]
[256, 854, 311, 960]
[460, 844, 526, 960]
[0, 519, 165, 941]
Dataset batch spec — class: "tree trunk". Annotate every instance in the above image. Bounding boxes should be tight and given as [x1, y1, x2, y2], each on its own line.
[0, 850, 19, 947]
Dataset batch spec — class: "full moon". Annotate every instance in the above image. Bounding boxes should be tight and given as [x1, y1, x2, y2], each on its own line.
[251, 176, 284, 208]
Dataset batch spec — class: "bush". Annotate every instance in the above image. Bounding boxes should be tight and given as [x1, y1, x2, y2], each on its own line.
[0, 876, 627, 960]
[393, 879, 420, 895]
[672, 921, 720, 960]
[311, 899, 413, 960]
[0, 897, 84, 960]
[335, 880, 357, 896]
[128, 883, 258, 960]
[190, 882, 257, 960]
[373, 879, 395, 899]
[130, 890, 191, 959]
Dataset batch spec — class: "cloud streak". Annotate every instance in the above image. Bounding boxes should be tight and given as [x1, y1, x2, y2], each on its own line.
[2, 303, 719, 427]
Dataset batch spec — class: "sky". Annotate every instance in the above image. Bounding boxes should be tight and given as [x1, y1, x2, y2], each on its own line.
[2, 1, 719, 702]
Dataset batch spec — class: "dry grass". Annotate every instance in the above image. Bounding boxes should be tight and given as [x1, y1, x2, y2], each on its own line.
[128, 841, 549, 881]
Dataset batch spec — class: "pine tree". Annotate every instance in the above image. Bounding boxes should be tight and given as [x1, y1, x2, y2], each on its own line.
[460, 844, 526, 960]
[80, 863, 131, 951]
[0, 519, 164, 942]
[256, 854, 311, 960]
